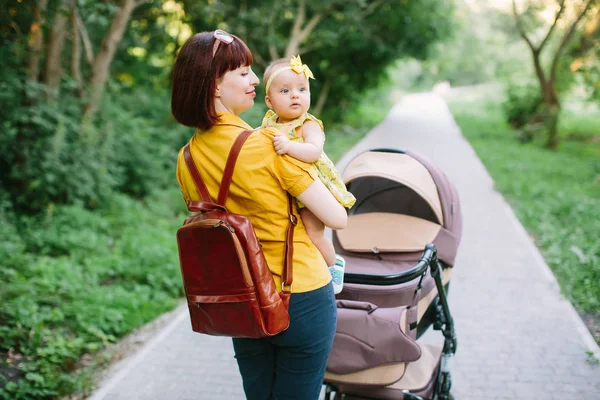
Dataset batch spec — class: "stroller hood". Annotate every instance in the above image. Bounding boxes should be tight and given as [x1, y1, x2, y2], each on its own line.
[336, 149, 462, 266]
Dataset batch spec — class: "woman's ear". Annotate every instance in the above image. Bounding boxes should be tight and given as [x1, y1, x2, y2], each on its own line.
[215, 75, 226, 98]
[265, 95, 272, 109]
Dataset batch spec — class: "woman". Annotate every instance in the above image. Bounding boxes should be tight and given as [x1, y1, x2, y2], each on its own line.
[171, 30, 347, 400]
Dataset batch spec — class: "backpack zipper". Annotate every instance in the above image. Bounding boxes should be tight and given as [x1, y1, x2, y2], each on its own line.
[190, 219, 253, 287]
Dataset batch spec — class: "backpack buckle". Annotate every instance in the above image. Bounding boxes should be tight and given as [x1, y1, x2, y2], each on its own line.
[282, 282, 293, 292]
[289, 215, 298, 225]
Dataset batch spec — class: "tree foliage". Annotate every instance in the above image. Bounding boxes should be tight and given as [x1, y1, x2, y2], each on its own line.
[0, 1, 458, 398]
[510, 0, 599, 148]
[1, 0, 192, 213]
[1, 0, 452, 214]
[569, 7, 600, 101]
[180, 0, 453, 119]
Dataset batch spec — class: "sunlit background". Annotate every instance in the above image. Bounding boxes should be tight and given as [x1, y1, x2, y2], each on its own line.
[1, 0, 598, 398]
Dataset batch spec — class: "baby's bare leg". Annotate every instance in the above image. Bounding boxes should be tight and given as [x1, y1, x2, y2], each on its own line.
[299, 208, 337, 266]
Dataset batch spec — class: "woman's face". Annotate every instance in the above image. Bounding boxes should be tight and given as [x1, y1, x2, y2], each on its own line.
[215, 65, 259, 116]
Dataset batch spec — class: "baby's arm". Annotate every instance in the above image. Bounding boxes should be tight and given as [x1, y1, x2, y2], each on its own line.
[272, 121, 324, 163]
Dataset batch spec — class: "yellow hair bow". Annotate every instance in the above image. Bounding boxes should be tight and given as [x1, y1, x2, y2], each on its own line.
[289, 55, 314, 80]
[265, 55, 315, 94]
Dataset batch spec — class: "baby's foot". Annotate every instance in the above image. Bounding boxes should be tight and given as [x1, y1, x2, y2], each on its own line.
[329, 255, 345, 294]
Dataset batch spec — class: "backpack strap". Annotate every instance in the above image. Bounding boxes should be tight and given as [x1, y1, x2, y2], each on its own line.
[282, 193, 297, 292]
[183, 143, 213, 204]
[217, 129, 254, 206]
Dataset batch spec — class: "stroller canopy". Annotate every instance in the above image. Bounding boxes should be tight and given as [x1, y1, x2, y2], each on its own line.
[336, 149, 462, 266]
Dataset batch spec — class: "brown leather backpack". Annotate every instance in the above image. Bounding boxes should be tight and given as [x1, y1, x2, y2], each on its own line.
[176, 130, 295, 338]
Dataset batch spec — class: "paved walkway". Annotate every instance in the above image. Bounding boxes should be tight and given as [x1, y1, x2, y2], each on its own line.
[88, 93, 600, 400]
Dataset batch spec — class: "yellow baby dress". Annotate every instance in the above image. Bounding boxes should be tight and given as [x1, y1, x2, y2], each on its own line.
[261, 110, 356, 209]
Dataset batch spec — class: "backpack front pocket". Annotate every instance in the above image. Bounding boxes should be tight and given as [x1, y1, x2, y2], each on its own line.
[187, 291, 264, 338]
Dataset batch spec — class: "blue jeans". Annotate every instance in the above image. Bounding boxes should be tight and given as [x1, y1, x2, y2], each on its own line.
[232, 283, 337, 400]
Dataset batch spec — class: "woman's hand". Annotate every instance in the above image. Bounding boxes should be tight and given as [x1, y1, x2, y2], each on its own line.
[273, 134, 292, 155]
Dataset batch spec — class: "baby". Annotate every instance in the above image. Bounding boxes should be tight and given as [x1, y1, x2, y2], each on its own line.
[261, 55, 356, 294]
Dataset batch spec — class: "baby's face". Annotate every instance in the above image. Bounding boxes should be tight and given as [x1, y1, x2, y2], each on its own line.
[266, 69, 311, 122]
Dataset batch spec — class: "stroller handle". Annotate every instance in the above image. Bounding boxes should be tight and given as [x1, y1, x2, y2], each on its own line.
[343, 244, 437, 286]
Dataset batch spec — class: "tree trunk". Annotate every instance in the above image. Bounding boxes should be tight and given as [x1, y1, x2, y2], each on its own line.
[532, 51, 563, 149]
[313, 77, 331, 116]
[284, 7, 329, 58]
[544, 101, 560, 150]
[76, 12, 95, 65]
[540, 79, 561, 149]
[284, 0, 306, 58]
[17, 0, 50, 200]
[27, 0, 49, 84]
[83, 0, 137, 120]
[71, 3, 83, 98]
[531, 51, 547, 93]
[44, 0, 72, 100]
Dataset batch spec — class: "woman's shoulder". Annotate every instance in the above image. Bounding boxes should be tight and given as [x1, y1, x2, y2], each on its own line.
[176, 140, 190, 167]
[248, 127, 279, 152]
[251, 128, 317, 176]
[255, 126, 280, 138]
[245, 127, 280, 162]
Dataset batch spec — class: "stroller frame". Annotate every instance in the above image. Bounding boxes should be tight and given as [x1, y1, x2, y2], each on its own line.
[324, 243, 457, 400]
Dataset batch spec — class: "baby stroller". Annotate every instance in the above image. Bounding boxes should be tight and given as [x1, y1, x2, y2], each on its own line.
[323, 149, 462, 400]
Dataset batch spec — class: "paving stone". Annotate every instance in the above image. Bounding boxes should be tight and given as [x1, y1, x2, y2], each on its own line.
[88, 93, 600, 400]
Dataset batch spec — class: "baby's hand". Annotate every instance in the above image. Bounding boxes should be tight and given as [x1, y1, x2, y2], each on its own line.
[273, 134, 292, 155]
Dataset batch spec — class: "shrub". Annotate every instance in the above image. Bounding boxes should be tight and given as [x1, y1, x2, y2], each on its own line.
[0, 191, 185, 399]
[99, 88, 193, 199]
[448, 92, 600, 321]
[502, 82, 543, 138]
[0, 53, 192, 214]
[0, 68, 122, 212]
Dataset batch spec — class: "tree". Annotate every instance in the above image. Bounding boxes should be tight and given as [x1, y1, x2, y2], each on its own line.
[82, 0, 144, 119]
[180, 0, 453, 120]
[44, 0, 72, 100]
[1, 0, 166, 212]
[23, 0, 148, 112]
[26, 0, 49, 85]
[511, 0, 599, 149]
[1, 0, 452, 212]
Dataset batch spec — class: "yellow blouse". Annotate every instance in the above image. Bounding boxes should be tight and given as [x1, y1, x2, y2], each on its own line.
[176, 112, 331, 293]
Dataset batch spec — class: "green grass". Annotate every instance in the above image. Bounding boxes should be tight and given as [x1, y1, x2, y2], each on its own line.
[445, 89, 600, 321]
[0, 189, 187, 399]
[558, 94, 600, 163]
[0, 87, 394, 399]
[560, 111, 600, 139]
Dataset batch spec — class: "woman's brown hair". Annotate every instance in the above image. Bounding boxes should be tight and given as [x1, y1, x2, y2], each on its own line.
[171, 31, 253, 130]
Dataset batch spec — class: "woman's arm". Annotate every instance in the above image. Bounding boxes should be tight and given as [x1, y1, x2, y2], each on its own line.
[272, 121, 324, 163]
[296, 179, 347, 230]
